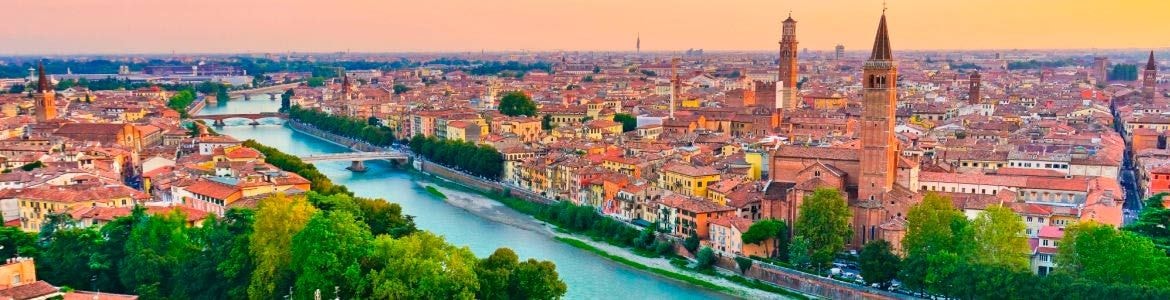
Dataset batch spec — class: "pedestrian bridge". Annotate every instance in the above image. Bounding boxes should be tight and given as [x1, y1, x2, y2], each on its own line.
[298, 151, 409, 172]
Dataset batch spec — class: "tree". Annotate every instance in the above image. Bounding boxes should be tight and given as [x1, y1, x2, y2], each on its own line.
[366, 232, 480, 299]
[120, 210, 198, 298]
[0, 227, 36, 260]
[473, 247, 565, 300]
[735, 256, 754, 274]
[741, 219, 788, 259]
[511, 258, 567, 299]
[280, 89, 293, 112]
[859, 240, 900, 289]
[393, 84, 411, 95]
[898, 192, 975, 295]
[35, 228, 103, 290]
[307, 77, 325, 87]
[498, 91, 537, 117]
[248, 194, 317, 300]
[476, 248, 519, 300]
[1125, 193, 1170, 254]
[788, 236, 812, 269]
[695, 247, 717, 270]
[972, 205, 1030, 270]
[612, 113, 637, 132]
[166, 90, 196, 117]
[794, 188, 851, 272]
[541, 114, 554, 130]
[290, 211, 373, 299]
[684, 231, 700, 253]
[1057, 221, 1170, 286]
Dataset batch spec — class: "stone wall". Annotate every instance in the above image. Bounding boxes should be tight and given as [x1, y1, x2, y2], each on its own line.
[418, 161, 554, 205]
[713, 256, 909, 300]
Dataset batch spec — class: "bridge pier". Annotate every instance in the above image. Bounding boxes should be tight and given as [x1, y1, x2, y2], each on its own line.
[243, 94, 251, 101]
[213, 119, 226, 127]
[270, 93, 277, 100]
[347, 160, 368, 172]
[249, 120, 261, 126]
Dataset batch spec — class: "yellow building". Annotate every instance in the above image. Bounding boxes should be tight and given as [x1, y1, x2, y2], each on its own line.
[659, 164, 721, 198]
[584, 120, 623, 140]
[680, 97, 701, 108]
[446, 121, 482, 142]
[744, 150, 766, 180]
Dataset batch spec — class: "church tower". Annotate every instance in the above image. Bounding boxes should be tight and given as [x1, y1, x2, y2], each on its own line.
[856, 11, 899, 247]
[34, 62, 57, 122]
[968, 70, 982, 105]
[1145, 51, 1158, 100]
[777, 13, 799, 109]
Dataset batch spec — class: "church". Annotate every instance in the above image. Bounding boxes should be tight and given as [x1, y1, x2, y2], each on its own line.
[763, 12, 922, 251]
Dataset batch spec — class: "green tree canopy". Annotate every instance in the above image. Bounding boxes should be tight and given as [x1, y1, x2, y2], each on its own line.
[307, 77, 325, 87]
[972, 205, 1031, 270]
[1124, 193, 1170, 254]
[1057, 221, 1170, 286]
[741, 218, 788, 259]
[366, 232, 480, 299]
[859, 240, 901, 289]
[898, 192, 975, 295]
[249, 194, 317, 299]
[290, 211, 373, 299]
[794, 188, 852, 272]
[612, 113, 637, 132]
[498, 91, 537, 117]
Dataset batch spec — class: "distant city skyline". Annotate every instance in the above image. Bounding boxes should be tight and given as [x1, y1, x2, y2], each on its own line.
[3, 0, 1168, 55]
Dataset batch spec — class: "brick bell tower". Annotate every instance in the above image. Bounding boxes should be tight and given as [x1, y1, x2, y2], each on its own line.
[777, 13, 799, 109]
[855, 11, 898, 246]
[35, 62, 57, 122]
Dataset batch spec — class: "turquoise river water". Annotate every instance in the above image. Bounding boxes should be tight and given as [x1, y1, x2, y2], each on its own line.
[196, 99, 732, 299]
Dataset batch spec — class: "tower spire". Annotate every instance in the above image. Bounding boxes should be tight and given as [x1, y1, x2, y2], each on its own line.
[1148, 51, 1157, 71]
[37, 61, 50, 92]
[869, 12, 893, 60]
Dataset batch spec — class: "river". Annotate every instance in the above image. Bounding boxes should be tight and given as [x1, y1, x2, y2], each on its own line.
[196, 99, 732, 299]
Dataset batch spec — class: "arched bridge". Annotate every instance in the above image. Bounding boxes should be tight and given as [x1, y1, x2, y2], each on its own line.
[229, 83, 301, 101]
[299, 151, 409, 172]
[196, 112, 285, 126]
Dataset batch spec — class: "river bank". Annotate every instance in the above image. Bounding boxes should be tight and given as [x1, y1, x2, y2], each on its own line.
[205, 121, 734, 299]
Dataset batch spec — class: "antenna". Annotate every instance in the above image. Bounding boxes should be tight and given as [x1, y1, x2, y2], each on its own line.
[883, 0, 888, 13]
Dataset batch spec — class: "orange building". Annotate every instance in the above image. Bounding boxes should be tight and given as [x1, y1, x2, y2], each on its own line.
[660, 194, 736, 240]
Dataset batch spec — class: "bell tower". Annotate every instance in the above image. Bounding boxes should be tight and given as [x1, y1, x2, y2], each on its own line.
[34, 62, 57, 122]
[777, 13, 799, 109]
[855, 11, 899, 246]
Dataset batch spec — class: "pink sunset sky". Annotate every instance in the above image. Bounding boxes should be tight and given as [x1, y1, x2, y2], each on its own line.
[3, 0, 1168, 55]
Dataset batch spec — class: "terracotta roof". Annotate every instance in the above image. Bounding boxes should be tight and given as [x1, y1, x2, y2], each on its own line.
[661, 194, 734, 214]
[184, 179, 240, 200]
[71, 206, 210, 223]
[0, 281, 58, 300]
[709, 216, 754, 232]
[663, 163, 720, 177]
[0, 185, 148, 203]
